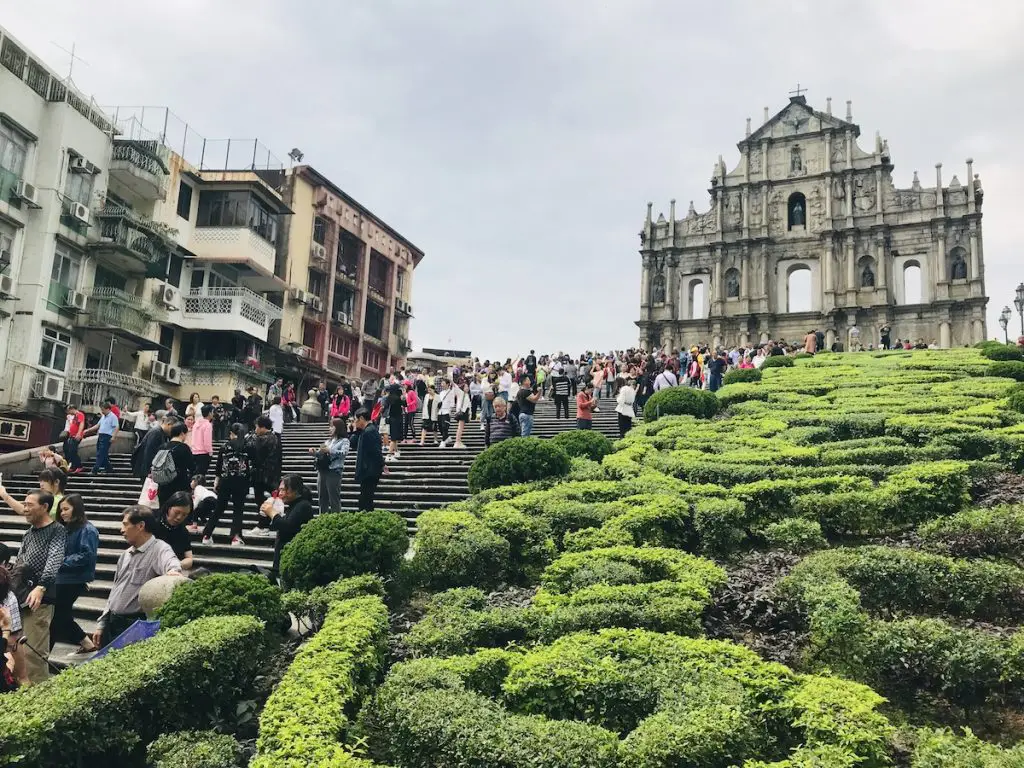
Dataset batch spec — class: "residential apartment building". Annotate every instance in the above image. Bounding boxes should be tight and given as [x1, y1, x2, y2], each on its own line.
[0, 27, 423, 450]
[274, 164, 423, 387]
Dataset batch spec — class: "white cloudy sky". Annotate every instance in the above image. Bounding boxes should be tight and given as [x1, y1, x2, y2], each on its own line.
[6, 1, 1024, 357]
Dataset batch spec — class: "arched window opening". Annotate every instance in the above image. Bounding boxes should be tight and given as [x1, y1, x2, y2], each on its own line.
[724, 268, 740, 298]
[786, 266, 812, 312]
[651, 272, 666, 304]
[858, 256, 876, 288]
[949, 247, 968, 280]
[689, 281, 706, 320]
[787, 192, 806, 230]
[903, 263, 922, 304]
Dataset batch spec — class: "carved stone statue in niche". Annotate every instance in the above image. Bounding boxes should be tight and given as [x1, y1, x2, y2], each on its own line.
[791, 200, 806, 226]
[749, 194, 763, 225]
[727, 193, 742, 227]
[831, 143, 846, 165]
[808, 185, 825, 230]
[652, 272, 666, 304]
[749, 150, 762, 174]
[768, 190, 784, 228]
[790, 147, 802, 172]
[725, 271, 740, 298]
[861, 265, 875, 288]
[853, 176, 876, 212]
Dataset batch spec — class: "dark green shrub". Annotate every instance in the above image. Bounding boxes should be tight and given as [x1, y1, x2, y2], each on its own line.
[280, 511, 408, 591]
[156, 572, 286, 632]
[281, 574, 385, 633]
[642, 387, 720, 422]
[413, 508, 510, 590]
[987, 360, 1024, 381]
[911, 727, 1024, 766]
[981, 343, 1023, 361]
[760, 355, 796, 369]
[715, 383, 771, 409]
[468, 437, 571, 493]
[551, 430, 614, 462]
[693, 497, 748, 555]
[793, 352, 813, 359]
[148, 730, 242, 768]
[1007, 385, 1024, 413]
[918, 505, 1024, 561]
[723, 367, 763, 386]
[480, 505, 556, 583]
[252, 596, 389, 768]
[764, 518, 827, 554]
[0, 616, 263, 767]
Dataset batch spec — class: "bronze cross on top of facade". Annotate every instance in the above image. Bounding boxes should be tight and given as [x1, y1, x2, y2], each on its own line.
[789, 83, 806, 97]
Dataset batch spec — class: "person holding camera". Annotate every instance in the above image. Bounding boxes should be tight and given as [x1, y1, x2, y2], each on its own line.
[515, 377, 541, 437]
[309, 418, 350, 515]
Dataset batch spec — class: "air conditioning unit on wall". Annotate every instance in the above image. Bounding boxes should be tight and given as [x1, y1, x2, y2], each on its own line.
[34, 373, 65, 401]
[14, 180, 40, 207]
[310, 243, 327, 262]
[164, 365, 181, 385]
[309, 296, 324, 312]
[158, 284, 179, 309]
[65, 290, 89, 312]
[70, 202, 90, 226]
[150, 360, 168, 379]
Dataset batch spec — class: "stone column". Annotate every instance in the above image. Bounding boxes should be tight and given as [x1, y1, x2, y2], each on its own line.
[845, 176, 854, 227]
[935, 163, 944, 218]
[823, 240, 834, 293]
[641, 256, 651, 308]
[875, 235, 887, 290]
[973, 318, 984, 343]
[936, 230, 946, 283]
[969, 226, 980, 280]
[713, 258, 723, 312]
[825, 328, 836, 349]
[845, 239, 855, 299]
[939, 321, 951, 349]
[740, 251, 750, 298]
[874, 167, 884, 225]
[666, 257, 678, 320]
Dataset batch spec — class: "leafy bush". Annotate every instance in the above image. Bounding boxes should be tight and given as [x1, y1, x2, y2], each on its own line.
[551, 430, 614, 462]
[148, 730, 241, 768]
[764, 518, 827, 554]
[280, 511, 408, 591]
[694, 497, 748, 555]
[760, 355, 796, 369]
[987, 360, 1024, 381]
[981, 343, 1023, 361]
[480, 504, 556, 583]
[642, 386, 720, 422]
[282, 574, 385, 633]
[911, 727, 1024, 766]
[567, 456, 607, 481]
[723, 367, 763, 385]
[1007, 385, 1024, 413]
[252, 596, 388, 768]
[918, 505, 1024, 561]
[413, 508, 510, 590]
[156, 572, 286, 632]
[468, 437, 572, 493]
[0, 616, 263, 767]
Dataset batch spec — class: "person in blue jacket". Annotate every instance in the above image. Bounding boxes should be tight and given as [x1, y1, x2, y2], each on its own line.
[52, 493, 99, 653]
[353, 409, 384, 511]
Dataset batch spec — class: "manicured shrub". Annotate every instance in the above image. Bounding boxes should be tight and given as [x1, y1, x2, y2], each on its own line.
[643, 386, 720, 422]
[987, 360, 1024, 381]
[413, 508, 510, 590]
[723, 367, 763, 385]
[148, 730, 242, 768]
[911, 727, 1024, 766]
[156, 572, 286, 632]
[567, 456, 607, 481]
[918, 504, 1024, 561]
[1007, 385, 1024, 413]
[793, 352, 813, 359]
[280, 511, 409, 591]
[693, 497, 748, 555]
[981, 343, 1023, 361]
[716, 382, 771, 409]
[468, 437, 572, 493]
[252, 596, 388, 768]
[763, 518, 827, 554]
[0, 616, 263, 767]
[551, 429, 614, 462]
[481, 504, 556, 583]
[760, 355, 796, 369]
[281, 574, 385, 633]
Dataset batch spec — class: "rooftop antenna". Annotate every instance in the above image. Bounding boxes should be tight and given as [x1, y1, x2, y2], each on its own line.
[51, 41, 88, 84]
[287, 147, 304, 167]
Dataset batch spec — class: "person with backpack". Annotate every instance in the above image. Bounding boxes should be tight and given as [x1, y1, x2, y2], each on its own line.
[153, 421, 195, 508]
[133, 416, 173, 481]
[203, 423, 251, 546]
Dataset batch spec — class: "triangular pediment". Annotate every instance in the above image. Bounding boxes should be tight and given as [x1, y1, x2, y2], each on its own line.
[745, 96, 854, 145]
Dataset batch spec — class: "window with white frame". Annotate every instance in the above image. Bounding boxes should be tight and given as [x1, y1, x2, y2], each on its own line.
[63, 165, 94, 207]
[51, 246, 80, 289]
[38, 327, 72, 372]
[0, 124, 27, 177]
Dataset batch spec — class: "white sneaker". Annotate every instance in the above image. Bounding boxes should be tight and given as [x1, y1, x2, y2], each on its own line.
[385, 455, 397, 463]
[454, 442, 467, 449]
[202, 536, 213, 545]
[439, 439, 448, 448]
[249, 526, 270, 537]
[231, 536, 245, 547]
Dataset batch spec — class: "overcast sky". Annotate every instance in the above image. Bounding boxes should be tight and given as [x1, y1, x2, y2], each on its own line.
[6, 1, 1024, 358]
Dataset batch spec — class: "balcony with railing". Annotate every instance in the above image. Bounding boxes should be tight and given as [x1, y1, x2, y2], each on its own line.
[190, 226, 277, 277]
[110, 140, 170, 200]
[90, 204, 175, 273]
[179, 286, 282, 343]
[182, 359, 275, 387]
[76, 287, 164, 343]
[67, 368, 154, 412]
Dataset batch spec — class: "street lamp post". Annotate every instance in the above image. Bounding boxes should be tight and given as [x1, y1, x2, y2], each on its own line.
[999, 306, 1011, 344]
[1015, 284, 1024, 337]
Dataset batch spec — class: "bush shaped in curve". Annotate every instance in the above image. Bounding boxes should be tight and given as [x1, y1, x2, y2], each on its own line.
[642, 386, 720, 423]
[148, 730, 242, 768]
[468, 437, 572, 493]
[980, 342, 1023, 361]
[280, 510, 408, 591]
[759, 355, 796, 369]
[412, 508, 511, 590]
[723, 367, 763, 386]
[551, 429, 614, 462]
[156, 571, 286, 632]
[987, 360, 1024, 381]
[363, 629, 893, 768]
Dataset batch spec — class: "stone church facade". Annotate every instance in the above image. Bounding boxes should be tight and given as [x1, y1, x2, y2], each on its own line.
[636, 94, 987, 351]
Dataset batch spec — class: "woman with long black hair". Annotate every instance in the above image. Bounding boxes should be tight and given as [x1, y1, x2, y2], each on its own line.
[260, 473, 315, 582]
[154, 491, 195, 570]
[202, 423, 251, 547]
[309, 419, 349, 515]
[51, 493, 98, 653]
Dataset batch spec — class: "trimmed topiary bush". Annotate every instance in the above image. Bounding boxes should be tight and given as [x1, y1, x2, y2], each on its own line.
[1007, 384, 1024, 413]
[282, 574, 385, 633]
[723, 367, 763, 386]
[551, 430, 614, 462]
[764, 518, 827, 554]
[643, 387, 720, 423]
[148, 730, 242, 768]
[156, 572, 286, 632]
[280, 511, 409, 591]
[413, 508, 511, 590]
[987, 360, 1024, 381]
[468, 437, 572, 493]
[981, 342, 1023, 361]
[760, 355, 796, 369]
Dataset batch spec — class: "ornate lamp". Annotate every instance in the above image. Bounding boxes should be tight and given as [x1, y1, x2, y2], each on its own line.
[1016, 284, 1024, 336]
[999, 306, 1011, 344]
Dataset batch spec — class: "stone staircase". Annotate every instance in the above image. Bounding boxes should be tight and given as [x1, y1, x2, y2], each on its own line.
[0, 396, 628, 639]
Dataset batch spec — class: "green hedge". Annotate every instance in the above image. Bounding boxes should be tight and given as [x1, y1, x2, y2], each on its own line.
[156, 572, 286, 632]
[1007, 385, 1024, 413]
[760, 355, 796, 369]
[252, 596, 389, 768]
[763, 518, 827, 554]
[364, 630, 893, 768]
[280, 511, 409, 591]
[918, 505, 1024, 561]
[468, 437, 572, 493]
[911, 727, 1024, 766]
[642, 386, 720, 422]
[987, 360, 1024, 380]
[551, 430, 614, 462]
[0, 616, 263, 767]
[147, 730, 242, 768]
[723, 367, 763, 385]
[980, 342, 1023, 361]
[282, 574, 385, 633]
[412, 508, 511, 590]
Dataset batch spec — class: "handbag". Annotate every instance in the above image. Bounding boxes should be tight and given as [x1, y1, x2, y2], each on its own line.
[137, 476, 160, 509]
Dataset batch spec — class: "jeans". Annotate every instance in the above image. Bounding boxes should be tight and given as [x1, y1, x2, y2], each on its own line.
[554, 395, 569, 419]
[50, 582, 87, 648]
[318, 470, 343, 515]
[617, 413, 633, 439]
[92, 433, 112, 473]
[22, 604, 54, 684]
[577, 418, 592, 430]
[191, 496, 217, 526]
[358, 475, 380, 511]
[471, 395, 481, 420]
[404, 412, 417, 440]
[499, 391, 509, 402]
[480, 398, 495, 420]
[64, 437, 81, 470]
[519, 413, 534, 437]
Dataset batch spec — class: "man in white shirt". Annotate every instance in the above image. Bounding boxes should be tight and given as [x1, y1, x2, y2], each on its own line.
[268, 398, 284, 435]
[498, 369, 513, 401]
[654, 368, 678, 390]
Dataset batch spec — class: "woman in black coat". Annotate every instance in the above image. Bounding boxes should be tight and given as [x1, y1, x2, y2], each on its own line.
[261, 473, 315, 583]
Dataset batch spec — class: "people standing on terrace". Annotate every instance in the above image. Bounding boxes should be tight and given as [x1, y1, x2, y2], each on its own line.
[310, 419, 349, 515]
[576, 382, 597, 430]
[51, 493, 97, 655]
[205, 424, 250, 547]
[353, 409, 384, 511]
[81, 401, 119, 475]
[191, 405, 214, 478]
